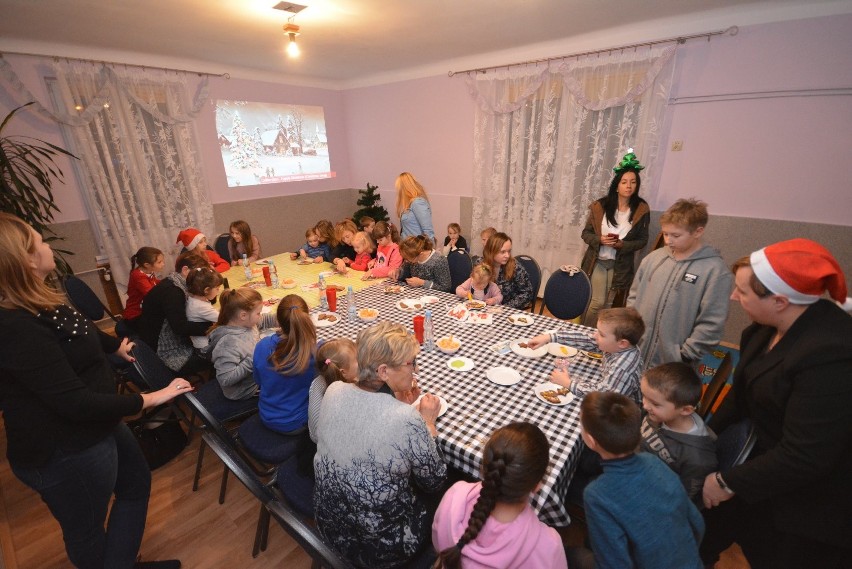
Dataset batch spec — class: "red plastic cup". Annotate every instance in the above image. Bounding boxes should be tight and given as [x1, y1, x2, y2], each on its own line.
[262, 266, 272, 287]
[413, 315, 425, 344]
[326, 287, 337, 312]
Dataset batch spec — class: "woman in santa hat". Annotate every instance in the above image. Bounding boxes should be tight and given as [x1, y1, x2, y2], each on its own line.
[700, 239, 852, 569]
[176, 227, 230, 273]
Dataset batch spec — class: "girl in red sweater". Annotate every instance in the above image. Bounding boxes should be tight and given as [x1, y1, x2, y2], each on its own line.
[122, 246, 164, 326]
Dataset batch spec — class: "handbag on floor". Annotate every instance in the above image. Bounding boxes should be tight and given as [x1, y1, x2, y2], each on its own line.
[128, 408, 188, 469]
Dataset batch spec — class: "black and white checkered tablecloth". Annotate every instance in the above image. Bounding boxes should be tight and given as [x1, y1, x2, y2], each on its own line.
[312, 284, 602, 527]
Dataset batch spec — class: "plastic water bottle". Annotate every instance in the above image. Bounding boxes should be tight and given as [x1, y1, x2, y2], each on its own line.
[318, 274, 328, 310]
[268, 259, 279, 288]
[242, 254, 252, 281]
[347, 286, 357, 322]
[423, 309, 435, 352]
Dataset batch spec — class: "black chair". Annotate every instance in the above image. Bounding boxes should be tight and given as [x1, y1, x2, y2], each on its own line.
[199, 428, 353, 568]
[214, 233, 232, 264]
[129, 340, 191, 422]
[515, 255, 541, 312]
[62, 274, 121, 324]
[447, 249, 473, 292]
[716, 418, 756, 471]
[697, 352, 734, 420]
[538, 269, 592, 321]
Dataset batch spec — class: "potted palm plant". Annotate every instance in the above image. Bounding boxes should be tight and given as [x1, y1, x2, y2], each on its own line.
[0, 102, 76, 272]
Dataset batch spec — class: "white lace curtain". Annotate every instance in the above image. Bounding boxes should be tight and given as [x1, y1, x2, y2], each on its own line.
[467, 46, 675, 284]
[1, 56, 214, 289]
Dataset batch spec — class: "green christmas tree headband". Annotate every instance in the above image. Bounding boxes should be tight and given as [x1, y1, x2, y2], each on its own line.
[613, 148, 645, 174]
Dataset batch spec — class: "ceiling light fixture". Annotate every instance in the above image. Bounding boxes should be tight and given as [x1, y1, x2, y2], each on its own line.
[283, 20, 301, 58]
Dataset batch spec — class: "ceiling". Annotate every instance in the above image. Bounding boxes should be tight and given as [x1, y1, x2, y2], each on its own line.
[1, 0, 850, 88]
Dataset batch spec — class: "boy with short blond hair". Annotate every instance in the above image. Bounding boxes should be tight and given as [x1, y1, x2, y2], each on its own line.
[640, 362, 717, 503]
[627, 198, 732, 369]
[569, 392, 704, 569]
[527, 307, 644, 404]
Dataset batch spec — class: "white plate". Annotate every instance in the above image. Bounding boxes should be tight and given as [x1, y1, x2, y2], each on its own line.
[547, 343, 579, 358]
[357, 308, 379, 321]
[467, 312, 493, 325]
[311, 312, 341, 328]
[397, 298, 425, 311]
[446, 357, 475, 372]
[413, 394, 448, 417]
[510, 341, 548, 358]
[507, 314, 534, 326]
[447, 303, 469, 322]
[486, 366, 522, 386]
[533, 382, 576, 407]
[420, 295, 440, 305]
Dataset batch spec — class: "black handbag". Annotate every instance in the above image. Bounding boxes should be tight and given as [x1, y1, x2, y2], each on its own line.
[128, 411, 188, 470]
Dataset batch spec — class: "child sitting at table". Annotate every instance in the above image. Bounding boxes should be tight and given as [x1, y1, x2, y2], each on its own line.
[227, 220, 262, 265]
[309, 338, 358, 443]
[176, 227, 230, 272]
[331, 219, 358, 272]
[432, 422, 568, 569]
[314, 219, 336, 259]
[253, 294, 317, 434]
[359, 216, 376, 235]
[298, 227, 331, 263]
[471, 226, 497, 266]
[442, 222, 469, 255]
[566, 392, 703, 569]
[526, 307, 644, 404]
[639, 362, 717, 504]
[348, 231, 374, 272]
[455, 263, 503, 306]
[205, 288, 263, 401]
[185, 266, 223, 350]
[123, 246, 164, 327]
[365, 221, 402, 279]
[390, 234, 452, 292]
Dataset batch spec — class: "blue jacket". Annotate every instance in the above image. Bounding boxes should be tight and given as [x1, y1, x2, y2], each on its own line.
[400, 197, 435, 241]
[584, 453, 704, 569]
[252, 334, 316, 433]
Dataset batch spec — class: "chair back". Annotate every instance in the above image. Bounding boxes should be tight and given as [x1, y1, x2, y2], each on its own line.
[539, 270, 592, 321]
[447, 249, 473, 291]
[214, 233, 232, 263]
[716, 418, 756, 471]
[697, 352, 734, 420]
[62, 274, 118, 322]
[129, 340, 176, 390]
[515, 255, 542, 311]
[652, 231, 666, 251]
[200, 429, 353, 568]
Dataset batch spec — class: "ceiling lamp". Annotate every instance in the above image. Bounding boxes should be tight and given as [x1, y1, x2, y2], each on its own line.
[283, 20, 300, 57]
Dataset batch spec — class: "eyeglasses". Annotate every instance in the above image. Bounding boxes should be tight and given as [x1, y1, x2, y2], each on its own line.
[396, 357, 417, 370]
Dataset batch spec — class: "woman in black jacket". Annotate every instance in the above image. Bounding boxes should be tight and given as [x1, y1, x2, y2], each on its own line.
[0, 213, 188, 569]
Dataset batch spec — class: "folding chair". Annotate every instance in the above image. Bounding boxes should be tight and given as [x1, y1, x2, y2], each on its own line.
[697, 352, 734, 420]
[214, 233, 232, 264]
[538, 269, 592, 321]
[447, 249, 473, 291]
[515, 255, 541, 312]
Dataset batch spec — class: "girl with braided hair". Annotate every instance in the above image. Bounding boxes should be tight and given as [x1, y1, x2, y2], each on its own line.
[432, 422, 568, 569]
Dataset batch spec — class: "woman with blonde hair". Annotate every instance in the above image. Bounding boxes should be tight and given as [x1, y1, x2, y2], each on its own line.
[0, 212, 187, 569]
[395, 171, 435, 242]
[482, 232, 534, 309]
[313, 321, 446, 568]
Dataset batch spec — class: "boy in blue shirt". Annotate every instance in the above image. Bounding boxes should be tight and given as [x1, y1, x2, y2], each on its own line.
[298, 227, 331, 263]
[567, 391, 704, 569]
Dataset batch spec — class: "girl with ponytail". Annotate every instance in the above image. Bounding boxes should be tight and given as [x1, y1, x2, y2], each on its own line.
[432, 422, 567, 569]
[252, 294, 317, 434]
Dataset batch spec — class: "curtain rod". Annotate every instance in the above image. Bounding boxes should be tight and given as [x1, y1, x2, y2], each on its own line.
[448, 26, 738, 77]
[0, 50, 230, 79]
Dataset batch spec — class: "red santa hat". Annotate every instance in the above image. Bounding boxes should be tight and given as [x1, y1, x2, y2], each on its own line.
[750, 238, 851, 311]
[176, 227, 205, 251]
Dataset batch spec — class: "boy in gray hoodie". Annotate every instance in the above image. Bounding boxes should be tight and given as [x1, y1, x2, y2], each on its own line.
[627, 198, 732, 369]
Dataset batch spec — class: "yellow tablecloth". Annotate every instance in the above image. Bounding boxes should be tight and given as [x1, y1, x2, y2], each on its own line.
[222, 253, 380, 310]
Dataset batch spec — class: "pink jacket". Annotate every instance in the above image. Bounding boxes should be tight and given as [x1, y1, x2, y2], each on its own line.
[432, 481, 567, 569]
[369, 243, 402, 278]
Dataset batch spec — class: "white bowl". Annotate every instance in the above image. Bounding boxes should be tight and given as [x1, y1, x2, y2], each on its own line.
[436, 336, 461, 354]
[358, 308, 379, 321]
[280, 278, 298, 289]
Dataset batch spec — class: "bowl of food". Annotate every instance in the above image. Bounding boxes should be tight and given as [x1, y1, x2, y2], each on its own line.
[358, 308, 379, 321]
[281, 278, 297, 289]
[436, 336, 461, 354]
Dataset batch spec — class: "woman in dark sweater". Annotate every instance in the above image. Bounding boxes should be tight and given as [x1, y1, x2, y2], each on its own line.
[0, 213, 188, 569]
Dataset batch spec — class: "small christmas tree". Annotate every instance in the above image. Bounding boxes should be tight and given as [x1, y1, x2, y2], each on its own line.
[353, 182, 389, 224]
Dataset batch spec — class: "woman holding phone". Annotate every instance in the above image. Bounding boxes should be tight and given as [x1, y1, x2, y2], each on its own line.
[580, 149, 650, 327]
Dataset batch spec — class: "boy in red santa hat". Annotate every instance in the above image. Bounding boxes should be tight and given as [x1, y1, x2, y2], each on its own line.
[177, 227, 230, 273]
